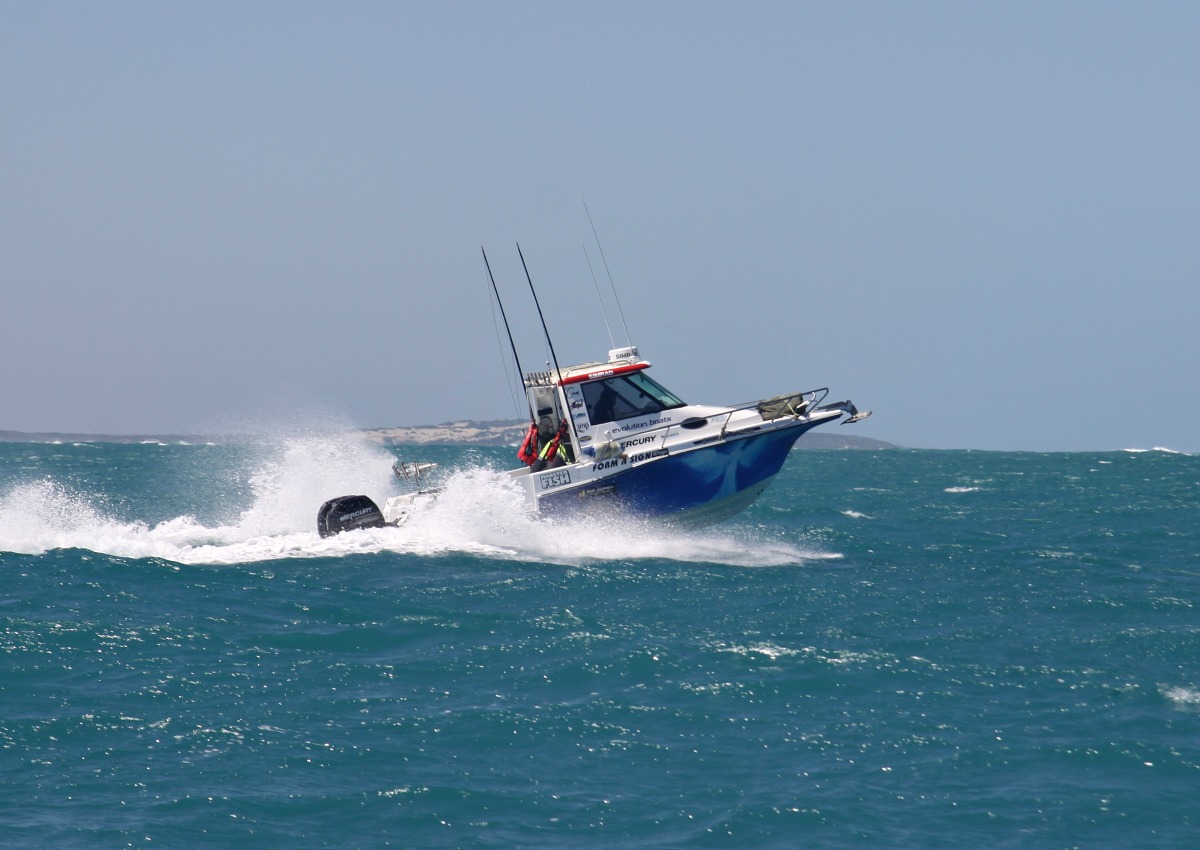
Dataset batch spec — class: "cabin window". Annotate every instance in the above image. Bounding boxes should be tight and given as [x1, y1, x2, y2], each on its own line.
[582, 372, 686, 425]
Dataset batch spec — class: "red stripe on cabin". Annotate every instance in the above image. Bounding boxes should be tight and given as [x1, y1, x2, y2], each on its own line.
[559, 362, 650, 385]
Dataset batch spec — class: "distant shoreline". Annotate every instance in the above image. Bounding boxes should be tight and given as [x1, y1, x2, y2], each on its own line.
[1, 421, 896, 450]
[0, 430, 219, 445]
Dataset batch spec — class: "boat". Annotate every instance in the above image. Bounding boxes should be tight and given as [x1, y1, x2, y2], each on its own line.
[317, 342, 870, 536]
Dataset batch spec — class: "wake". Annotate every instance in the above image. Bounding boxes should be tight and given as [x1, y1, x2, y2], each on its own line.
[0, 435, 834, 568]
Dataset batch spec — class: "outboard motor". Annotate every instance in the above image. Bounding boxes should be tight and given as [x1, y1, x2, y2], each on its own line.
[317, 495, 386, 538]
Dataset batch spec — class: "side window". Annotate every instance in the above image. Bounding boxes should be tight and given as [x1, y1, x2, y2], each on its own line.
[582, 379, 624, 425]
[582, 373, 686, 425]
[627, 372, 686, 409]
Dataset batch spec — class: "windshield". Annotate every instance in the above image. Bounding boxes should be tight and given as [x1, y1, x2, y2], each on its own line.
[581, 371, 686, 425]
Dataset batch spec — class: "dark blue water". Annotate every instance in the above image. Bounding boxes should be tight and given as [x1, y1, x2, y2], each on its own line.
[2, 439, 1197, 848]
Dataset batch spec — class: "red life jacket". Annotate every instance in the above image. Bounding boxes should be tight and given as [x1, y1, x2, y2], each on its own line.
[517, 422, 540, 466]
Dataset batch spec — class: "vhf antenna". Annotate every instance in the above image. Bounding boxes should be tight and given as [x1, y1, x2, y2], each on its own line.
[583, 199, 632, 347]
[583, 243, 616, 349]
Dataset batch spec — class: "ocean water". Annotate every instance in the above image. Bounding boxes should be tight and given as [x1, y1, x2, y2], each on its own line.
[1, 437, 1197, 849]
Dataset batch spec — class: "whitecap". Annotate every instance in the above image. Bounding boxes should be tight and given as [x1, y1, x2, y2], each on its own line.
[1161, 685, 1200, 709]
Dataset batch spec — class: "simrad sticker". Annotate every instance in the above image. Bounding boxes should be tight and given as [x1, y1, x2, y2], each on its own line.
[539, 469, 571, 490]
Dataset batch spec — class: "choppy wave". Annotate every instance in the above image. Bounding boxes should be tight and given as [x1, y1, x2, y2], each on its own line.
[3, 443, 1198, 849]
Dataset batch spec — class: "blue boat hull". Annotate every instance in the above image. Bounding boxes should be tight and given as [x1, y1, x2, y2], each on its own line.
[537, 420, 823, 523]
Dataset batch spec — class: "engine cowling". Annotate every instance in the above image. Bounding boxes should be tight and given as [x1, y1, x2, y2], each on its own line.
[317, 495, 386, 537]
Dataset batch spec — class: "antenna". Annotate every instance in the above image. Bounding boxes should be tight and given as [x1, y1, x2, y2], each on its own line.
[482, 247, 534, 422]
[583, 199, 631, 346]
[583, 243, 616, 348]
[516, 242, 578, 446]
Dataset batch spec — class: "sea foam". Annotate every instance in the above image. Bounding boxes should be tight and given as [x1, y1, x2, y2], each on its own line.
[0, 435, 833, 568]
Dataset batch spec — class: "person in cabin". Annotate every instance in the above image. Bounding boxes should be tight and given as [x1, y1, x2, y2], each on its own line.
[528, 416, 572, 471]
[518, 410, 557, 467]
[592, 384, 618, 425]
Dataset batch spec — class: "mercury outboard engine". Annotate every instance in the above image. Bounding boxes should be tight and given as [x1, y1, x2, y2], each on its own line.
[317, 495, 386, 538]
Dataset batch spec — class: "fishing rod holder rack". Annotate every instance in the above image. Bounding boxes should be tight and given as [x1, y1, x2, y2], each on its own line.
[523, 370, 561, 388]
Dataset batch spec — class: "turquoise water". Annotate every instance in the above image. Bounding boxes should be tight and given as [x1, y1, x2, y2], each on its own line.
[1, 439, 1197, 848]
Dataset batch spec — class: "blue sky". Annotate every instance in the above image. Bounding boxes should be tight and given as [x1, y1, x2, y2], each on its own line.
[2, 2, 1197, 451]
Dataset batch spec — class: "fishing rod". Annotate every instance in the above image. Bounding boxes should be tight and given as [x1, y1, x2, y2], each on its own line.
[516, 242, 565, 386]
[482, 246, 534, 422]
[516, 242, 578, 447]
